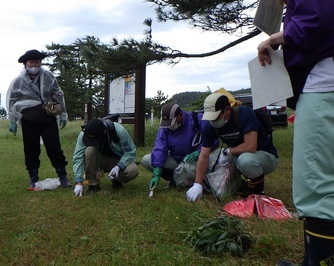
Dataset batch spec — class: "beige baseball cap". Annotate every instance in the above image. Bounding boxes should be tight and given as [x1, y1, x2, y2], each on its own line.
[202, 93, 230, 121]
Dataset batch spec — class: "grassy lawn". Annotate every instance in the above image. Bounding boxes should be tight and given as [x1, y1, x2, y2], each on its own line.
[0, 119, 302, 265]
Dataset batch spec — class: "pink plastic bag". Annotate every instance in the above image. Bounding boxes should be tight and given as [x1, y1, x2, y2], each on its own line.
[222, 196, 255, 218]
[223, 195, 293, 220]
[254, 195, 293, 220]
[288, 113, 295, 123]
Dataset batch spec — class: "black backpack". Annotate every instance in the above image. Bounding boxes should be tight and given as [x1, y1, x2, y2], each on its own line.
[191, 111, 201, 130]
[101, 114, 120, 143]
[233, 106, 273, 142]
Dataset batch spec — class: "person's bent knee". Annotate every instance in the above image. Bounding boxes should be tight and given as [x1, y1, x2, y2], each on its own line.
[141, 154, 152, 172]
[119, 162, 139, 183]
[85, 146, 97, 159]
[236, 156, 262, 178]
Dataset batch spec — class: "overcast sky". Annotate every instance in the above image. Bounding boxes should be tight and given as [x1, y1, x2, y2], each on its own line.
[0, 0, 268, 108]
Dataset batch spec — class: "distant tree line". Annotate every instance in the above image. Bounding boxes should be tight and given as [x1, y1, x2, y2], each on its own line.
[146, 87, 251, 118]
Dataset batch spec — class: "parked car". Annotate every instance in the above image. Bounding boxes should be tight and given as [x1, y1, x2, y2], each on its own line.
[234, 93, 288, 128]
[261, 105, 288, 127]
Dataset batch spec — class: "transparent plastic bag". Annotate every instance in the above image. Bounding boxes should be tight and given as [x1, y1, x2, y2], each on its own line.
[205, 151, 241, 199]
[34, 178, 61, 191]
[173, 162, 197, 189]
[207, 148, 221, 173]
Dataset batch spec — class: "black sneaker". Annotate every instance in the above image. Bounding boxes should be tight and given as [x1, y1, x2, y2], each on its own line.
[112, 179, 123, 189]
[235, 179, 265, 198]
[168, 179, 176, 188]
[86, 185, 101, 193]
[161, 178, 176, 189]
[59, 177, 72, 188]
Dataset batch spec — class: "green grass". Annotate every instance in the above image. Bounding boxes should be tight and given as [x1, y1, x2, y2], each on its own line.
[0, 119, 303, 265]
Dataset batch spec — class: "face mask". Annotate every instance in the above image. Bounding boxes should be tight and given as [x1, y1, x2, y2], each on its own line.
[26, 67, 41, 75]
[169, 122, 180, 131]
[210, 119, 226, 128]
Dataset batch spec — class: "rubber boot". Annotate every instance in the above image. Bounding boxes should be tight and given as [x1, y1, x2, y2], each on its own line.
[28, 169, 39, 191]
[55, 167, 72, 188]
[86, 184, 101, 193]
[161, 168, 176, 188]
[112, 179, 123, 189]
[246, 175, 265, 195]
[301, 218, 334, 265]
[237, 175, 264, 198]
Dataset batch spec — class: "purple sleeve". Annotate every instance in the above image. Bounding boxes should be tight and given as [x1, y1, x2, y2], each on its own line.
[284, 0, 334, 51]
[151, 128, 169, 168]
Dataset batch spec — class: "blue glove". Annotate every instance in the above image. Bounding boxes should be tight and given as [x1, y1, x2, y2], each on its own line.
[149, 167, 162, 190]
[59, 113, 67, 129]
[9, 120, 17, 136]
[183, 150, 200, 163]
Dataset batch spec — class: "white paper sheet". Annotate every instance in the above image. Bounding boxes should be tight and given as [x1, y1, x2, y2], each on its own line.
[248, 47, 293, 110]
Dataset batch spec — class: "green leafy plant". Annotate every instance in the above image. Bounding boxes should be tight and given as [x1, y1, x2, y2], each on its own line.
[184, 215, 255, 257]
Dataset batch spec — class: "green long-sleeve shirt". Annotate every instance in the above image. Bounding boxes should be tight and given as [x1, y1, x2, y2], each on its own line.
[73, 122, 137, 183]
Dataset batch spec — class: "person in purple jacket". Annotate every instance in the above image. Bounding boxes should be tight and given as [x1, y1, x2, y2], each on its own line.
[141, 103, 218, 193]
[257, 0, 334, 265]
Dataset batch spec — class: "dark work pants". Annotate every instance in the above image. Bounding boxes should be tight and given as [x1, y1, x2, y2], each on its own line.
[21, 118, 68, 171]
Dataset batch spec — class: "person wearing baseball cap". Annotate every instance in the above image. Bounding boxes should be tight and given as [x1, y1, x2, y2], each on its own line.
[159, 103, 182, 129]
[141, 103, 219, 197]
[72, 116, 138, 196]
[186, 93, 279, 202]
[6, 49, 70, 190]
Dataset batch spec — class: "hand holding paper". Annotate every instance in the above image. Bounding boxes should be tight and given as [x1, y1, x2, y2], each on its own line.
[257, 40, 272, 66]
[248, 46, 293, 110]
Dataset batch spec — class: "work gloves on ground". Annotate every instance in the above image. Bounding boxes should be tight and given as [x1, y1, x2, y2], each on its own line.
[9, 120, 17, 136]
[149, 167, 162, 190]
[108, 165, 120, 180]
[74, 184, 83, 197]
[59, 113, 68, 129]
[186, 183, 203, 202]
[183, 150, 200, 163]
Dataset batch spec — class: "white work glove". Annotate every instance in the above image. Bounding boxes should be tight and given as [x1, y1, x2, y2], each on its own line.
[108, 166, 120, 180]
[74, 184, 83, 197]
[186, 183, 203, 202]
